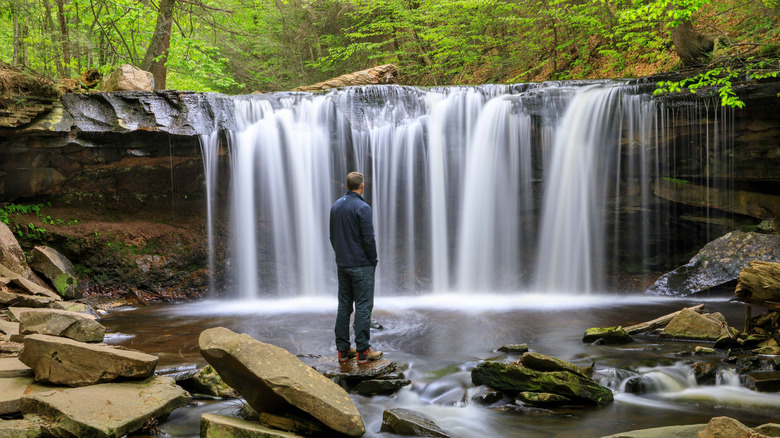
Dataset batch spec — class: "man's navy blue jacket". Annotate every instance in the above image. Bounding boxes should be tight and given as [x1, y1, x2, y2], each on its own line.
[329, 191, 378, 268]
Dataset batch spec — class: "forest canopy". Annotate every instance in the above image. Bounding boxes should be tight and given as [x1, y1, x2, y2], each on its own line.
[1, 0, 778, 93]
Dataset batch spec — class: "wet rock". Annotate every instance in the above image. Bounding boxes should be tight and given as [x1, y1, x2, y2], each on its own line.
[694, 346, 716, 355]
[18, 309, 105, 342]
[200, 413, 303, 438]
[520, 352, 590, 378]
[0, 418, 43, 437]
[647, 231, 780, 296]
[20, 376, 190, 437]
[599, 423, 705, 437]
[310, 356, 396, 380]
[516, 391, 573, 406]
[19, 334, 158, 386]
[735, 261, 780, 306]
[354, 379, 411, 396]
[198, 327, 364, 437]
[188, 365, 237, 398]
[692, 362, 716, 385]
[660, 309, 729, 341]
[743, 371, 780, 392]
[756, 423, 780, 437]
[380, 408, 452, 438]
[0, 357, 32, 378]
[582, 326, 633, 344]
[623, 376, 650, 394]
[471, 387, 504, 405]
[754, 346, 780, 355]
[698, 416, 763, 438]
[29, 247, 81, 300]
[99, 64, 154, 91]
[714, 332, 743, 349]
[497, 344, 529, 353]
[471, 361, 614, 406]
[256, 412, 326, 436]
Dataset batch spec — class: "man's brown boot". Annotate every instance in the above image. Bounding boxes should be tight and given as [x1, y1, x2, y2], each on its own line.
[357, 347, 382, 364]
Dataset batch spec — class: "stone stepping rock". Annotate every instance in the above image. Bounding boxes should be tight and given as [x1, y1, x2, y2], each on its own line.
[201, 413, 304, 438]
[20, 376, 190, 437]
[19, 334, 158, 387]
[354, 378, 411, 396]
[380, 408, 453, 438]
[310, 356, 397, 380]
[0, 357, 32, 378]
[6, 307, 96, 323]
[497, 344, 529, 353]
[0, 376, 54, 415]
[199, 327, 364, 437]
[18, 308, 105, 342]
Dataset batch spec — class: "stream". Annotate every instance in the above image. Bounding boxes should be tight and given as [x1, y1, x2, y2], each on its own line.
[100, 293, 780, 437]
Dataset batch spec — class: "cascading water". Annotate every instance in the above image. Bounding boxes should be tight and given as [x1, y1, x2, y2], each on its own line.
[199, 82, 728, 298]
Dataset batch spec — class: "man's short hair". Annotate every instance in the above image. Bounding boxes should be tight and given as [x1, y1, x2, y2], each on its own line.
[346, 172, 363, 191]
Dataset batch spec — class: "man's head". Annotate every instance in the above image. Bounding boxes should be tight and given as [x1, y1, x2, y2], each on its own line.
[346, 172, 364, 193]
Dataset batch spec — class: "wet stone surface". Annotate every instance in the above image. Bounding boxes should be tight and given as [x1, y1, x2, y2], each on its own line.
[308, 357, 397, 380]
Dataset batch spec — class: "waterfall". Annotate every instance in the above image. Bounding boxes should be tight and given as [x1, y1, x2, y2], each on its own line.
[199, 132, 219, 296]
[197, 82, 719, 299]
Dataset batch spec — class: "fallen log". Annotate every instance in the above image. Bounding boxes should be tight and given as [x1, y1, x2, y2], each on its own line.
[624, 304, 706, 335]
[735, 261, 780, 310]
[294, 64, 399, 92]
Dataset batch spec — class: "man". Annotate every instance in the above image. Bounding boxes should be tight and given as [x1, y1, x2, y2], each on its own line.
[330, 171, 383, 364]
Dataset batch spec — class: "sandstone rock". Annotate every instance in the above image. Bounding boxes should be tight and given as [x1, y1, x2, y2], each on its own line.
[29, 247, 80, 299]
[0, 319, 19, 336]
[19, 334, 158, 386]
[0, 377, 52, 415]
[0, 224, 29, 279]
[0, 418, 43, 438]
[497, 344, 529, 353]
[471, 361, 613, 406]
[7, 307, 96, 323]
[200, 413, 303, 438]
[697, 416, 765, 438]
[20, 376, 190, 438]
[599, 423, 706, 437]
[743, 371, 780, 392]
[0, 358, 32, 378]
[380, 408, 452, 438]
[256, 412, 326, 436]
[0, 340, 23, 354]
[311, 356, 396, 380]
[48, 301, 97, 316]
[736, 261, 780, 307]
[647, 231, 780, 296]
[694, 346, 716, 355]
[520, 352, 589, 378]
[9, 278, 59, 301]
[692, 362, 716, 385]
[199, 327, 364, 437]
[295, 64, 398, 92]
[756, 424, 780, 437]
[0, 290, 53, 308]
[516, 391, 573, 406]
[660, 309, 729, 341]
[18, 309, 105, 342]
[353, 379, 411, 396]
[189, 365, 237, 398]
[583, 326, 633, 344]
[99, 65, 154, 92]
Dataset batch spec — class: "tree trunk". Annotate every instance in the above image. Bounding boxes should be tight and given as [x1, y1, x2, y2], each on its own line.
[141, 0, 176, 90]
[672, 20, 714, 67]
[12, 2, 21, 66]
[55, 0, 71, 77]
[294, 64, 399, 92]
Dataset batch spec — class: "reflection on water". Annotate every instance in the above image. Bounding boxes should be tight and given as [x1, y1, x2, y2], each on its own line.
[99, 295, 780, 437]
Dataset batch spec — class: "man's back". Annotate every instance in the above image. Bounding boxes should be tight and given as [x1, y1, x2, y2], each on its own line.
[329, 191, 377, 268]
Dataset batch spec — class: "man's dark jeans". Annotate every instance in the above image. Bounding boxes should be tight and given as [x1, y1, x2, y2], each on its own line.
[335, 265, 375, 353]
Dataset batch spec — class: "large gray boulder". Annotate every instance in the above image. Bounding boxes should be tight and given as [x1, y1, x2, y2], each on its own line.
[29, 247, 80, 299]
[199, 327, 365, 437]
[200, 413, 304, 438]
[648, 231, 780, 295]
[19, 376, 190, 438]
[19, 334, 158, 386]
[660, 309, 730, 341]
[18, 309, 105, 342]
[99, 64, 154, 92]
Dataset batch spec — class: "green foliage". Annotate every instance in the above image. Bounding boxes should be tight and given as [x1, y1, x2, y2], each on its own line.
[655, 64, 779, 108]
[0, 203, 78, 242]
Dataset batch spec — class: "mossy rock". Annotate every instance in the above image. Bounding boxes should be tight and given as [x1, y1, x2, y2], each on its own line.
[516, 391, 573, 406]
[582, 326, 632, 344]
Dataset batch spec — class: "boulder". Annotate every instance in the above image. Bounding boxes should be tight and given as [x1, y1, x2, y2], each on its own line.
[19, 334, 158, 386]
[0, 377, 52, 415]
[256, 412, 325, 436]
[18, 309, 105, 342]
[311, 356, 396, 380]
[0, 290, 54, 308]
[599, 424, 706, 437]
[200, 413, 304, 438]
[694, 346, 716, 355]
[353, 379, 411, 396]
[0, 358, 33, 378]
[0, 224, 30, 279]
[29, 247, 80, 299]
[99, 64, 154, 92]
[743, 371, 780, 392]
[471, 361, 614, 406]
[756, 424, 780, 437]
[697, 416, 765, 438]
[0, 319, 19, 336]
[660, 309, 730, 341]
[0, 418, 43, 438]
[520, 352, 589, 378]
[189, 365, 237, 398]
[516, 391, 573, 406]
[497, 344, 529, 353]
[198, 327, 365, 437]
[379, 408, 452, 438]
[692, 362, 716, 385]
[735, 261, 780, 307]
[9, 278, 59, 301]
[583, 326, 633, 344]
[19, 376, 190, 438]
[6, 307, 96, 323]
[647, 231, 780, 296]
[48, 301, 98, 316]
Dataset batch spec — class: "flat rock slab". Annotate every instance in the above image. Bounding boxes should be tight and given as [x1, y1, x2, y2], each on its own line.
[0, 290, 54, 308]
[20, 376, 191, 438]
[0, 357, 32, 378]
[0, 377, 54, 415]
[10, 278, 59, 301]
[0, 320, 19, 336]
[6, 307, 97, 323]
[380, 408, 453, 438]
[0, 418, 43, 437]
[0, 340, 23, 354]
[19, 309, 105, 342]
[19, 334, 158, 387]
[199, 327, 365, 437]
[660, 309, 729, 341]
[600, 424, 706, 438]
[310, 357, 397, 380]
[200, 413, 304, 438]
[743, 371, 780, 392]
